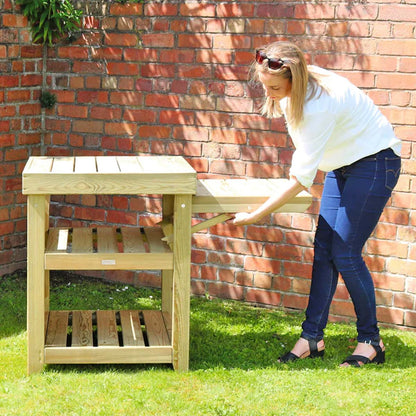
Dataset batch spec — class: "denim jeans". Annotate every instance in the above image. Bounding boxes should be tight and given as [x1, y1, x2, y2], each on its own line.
[301, 147, 401, 343]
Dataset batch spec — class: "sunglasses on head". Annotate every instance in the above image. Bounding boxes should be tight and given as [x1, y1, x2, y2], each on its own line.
[255, 50, 286, 70]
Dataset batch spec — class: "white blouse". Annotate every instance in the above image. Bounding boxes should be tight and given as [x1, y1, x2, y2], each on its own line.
[280, 66, 401, 188]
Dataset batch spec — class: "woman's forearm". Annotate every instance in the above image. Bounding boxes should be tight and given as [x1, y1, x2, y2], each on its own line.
[233, 177, 306, 225]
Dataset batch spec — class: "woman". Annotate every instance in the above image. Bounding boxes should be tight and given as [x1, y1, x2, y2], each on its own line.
[233, 41, 401, 367]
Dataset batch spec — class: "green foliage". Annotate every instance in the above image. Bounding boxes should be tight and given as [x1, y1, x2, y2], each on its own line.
[39, 90, 57, 109]
[17, 0, 82, 45]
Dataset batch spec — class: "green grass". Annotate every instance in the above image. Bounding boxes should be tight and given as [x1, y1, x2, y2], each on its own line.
[1, 272, 416, 416]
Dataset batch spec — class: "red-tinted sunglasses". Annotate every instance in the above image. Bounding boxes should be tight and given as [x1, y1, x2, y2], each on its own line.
[255, 50, 286, 70]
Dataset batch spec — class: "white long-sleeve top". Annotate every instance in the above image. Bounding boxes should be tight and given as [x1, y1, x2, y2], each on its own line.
[280, 66, 401, 188]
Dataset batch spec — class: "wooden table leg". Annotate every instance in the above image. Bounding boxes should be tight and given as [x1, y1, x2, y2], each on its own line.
[27, 194, 47, 374]
[172, 194, 192, 371]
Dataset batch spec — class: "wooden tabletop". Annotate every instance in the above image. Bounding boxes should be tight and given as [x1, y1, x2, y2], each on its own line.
[22, 156, 197, 195]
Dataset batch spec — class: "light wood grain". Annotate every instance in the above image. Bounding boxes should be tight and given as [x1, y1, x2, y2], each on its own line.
[97, 310, 119, 347]
[71, 310, 93, 347]
[119, 310, 145, 346]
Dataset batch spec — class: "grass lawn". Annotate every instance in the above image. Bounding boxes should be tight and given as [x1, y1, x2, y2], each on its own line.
[1, 271, 416, 416]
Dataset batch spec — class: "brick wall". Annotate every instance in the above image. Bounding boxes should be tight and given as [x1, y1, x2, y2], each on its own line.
[1, 0, 415, 329]
[0, 0, 42, 275]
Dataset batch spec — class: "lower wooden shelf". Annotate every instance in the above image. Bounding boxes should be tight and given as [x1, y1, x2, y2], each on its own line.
[44, 309, 173, 364]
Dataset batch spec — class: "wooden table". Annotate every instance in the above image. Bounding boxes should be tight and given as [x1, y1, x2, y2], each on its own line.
[23, 156, 196, 374]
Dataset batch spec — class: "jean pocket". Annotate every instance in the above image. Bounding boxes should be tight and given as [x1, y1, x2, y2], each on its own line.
[385, 158, 401, 191]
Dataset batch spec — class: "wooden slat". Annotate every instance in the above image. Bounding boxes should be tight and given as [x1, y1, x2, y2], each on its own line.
[74, 157, 97, 173]
[144, 228, 171, 253]
[45, 311, 69, 347]
[72, 228, 93, 253]
[96, 310, 119, 347]
[44, 346, 173, 364]
[46, 228, 69, 252]
[121, 227, 146, 253]
[51, 157, 74, 173]
[97, 227, 118, 253]
[142, 310, 170, 346]
[71, 310, 93, 347]
[136, 156, 194, 174]
[162, 312, 172, 342]
[116, 156, 141, 173]
[119, 310, 145, 346]
[23, 156, 53, 174]
[96, 156, 120, 173]
[45, 252, 174, 270]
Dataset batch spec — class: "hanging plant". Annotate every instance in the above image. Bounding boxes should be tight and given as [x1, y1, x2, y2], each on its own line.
[17, 0, 82, 45]
[40, 91, 57, 109]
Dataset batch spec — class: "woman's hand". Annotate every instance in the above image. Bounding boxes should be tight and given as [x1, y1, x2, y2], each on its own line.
[232, 212, 258, 226]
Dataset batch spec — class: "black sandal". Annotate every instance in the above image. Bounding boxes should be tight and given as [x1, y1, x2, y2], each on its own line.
[341, 340, 385, 368]
[278, 338, 325, 363]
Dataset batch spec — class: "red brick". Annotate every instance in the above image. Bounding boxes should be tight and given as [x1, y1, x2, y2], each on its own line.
[141, 63, 175, 78]
[405, 311, 416, 328]
[145, 94, 179, 108]
[209, 159, 246, 176]
[378, 40, 416, 56]
[0, 75, 18, 88]
[104, 33, 138, 46]
[138, 125, 171, 139]
[18, 133, 40, 145]
[217, 4, 254, 18]
[178, 34, 212, 49]
[145, 3, 178, 16]
[282, 293, 308, 310]
[106, 62, 139, 76]
[73, 120, 103, 134]
[246, 288, 281, 306]
[110, 91, 143, 106]
[379, 5, 416, 22]
[110, 3, 143, 15]
[72, 61, 105, 74]
[179, 3, 215, 17]
[58, 46, 89, 59]
[124, 109, 156, 123]
[330, 300, 355, 318]
[159, 110, 194, 125]
[376, 307, 404, 326]
[283, 262, 312, 279]
[57, 105, 88, 118]
[21, 45, 43, 58]
[208, 282, 244, 301]
[105, 122, 137, 136]
[210, 128, 246, 144]
[91, 106, 122, 120]
[257, 5, 294, 18]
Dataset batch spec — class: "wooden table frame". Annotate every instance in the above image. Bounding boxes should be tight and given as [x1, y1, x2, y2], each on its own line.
[23, 156, 196, 374]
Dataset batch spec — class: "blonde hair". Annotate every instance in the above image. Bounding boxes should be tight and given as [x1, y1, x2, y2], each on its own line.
[252, 41, 329, 129]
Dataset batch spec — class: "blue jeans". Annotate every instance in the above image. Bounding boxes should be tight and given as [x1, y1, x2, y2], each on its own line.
[301, 148, 401, 343]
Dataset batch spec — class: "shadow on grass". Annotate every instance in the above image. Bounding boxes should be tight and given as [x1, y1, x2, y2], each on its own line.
[2, 271, 416, 373]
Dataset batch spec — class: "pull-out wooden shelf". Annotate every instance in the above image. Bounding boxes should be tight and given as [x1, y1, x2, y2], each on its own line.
[44, 310, 172, 364]
[45, 226, 173, 270]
